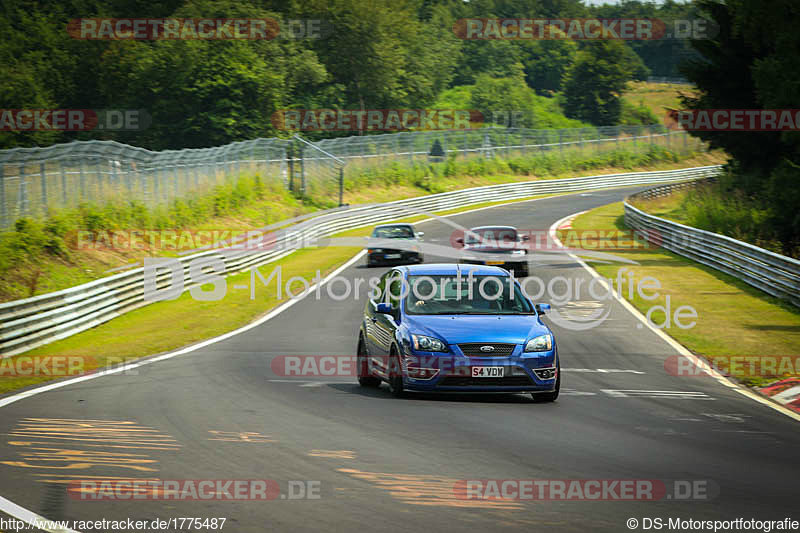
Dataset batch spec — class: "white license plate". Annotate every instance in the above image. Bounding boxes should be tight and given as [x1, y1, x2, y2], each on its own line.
[385, 254, 402, 259]
[471, 366, 504, 378]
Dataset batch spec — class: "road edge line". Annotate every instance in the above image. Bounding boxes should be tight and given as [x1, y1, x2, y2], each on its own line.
[548, 211, 800, 423]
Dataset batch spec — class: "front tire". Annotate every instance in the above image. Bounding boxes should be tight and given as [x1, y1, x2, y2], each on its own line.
[357, 336, 381, 388]
[387, 347, 405, 398]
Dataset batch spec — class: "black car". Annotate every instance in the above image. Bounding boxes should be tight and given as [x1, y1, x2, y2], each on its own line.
[366, 224, 425, 267]
[456, 225, 530, 277]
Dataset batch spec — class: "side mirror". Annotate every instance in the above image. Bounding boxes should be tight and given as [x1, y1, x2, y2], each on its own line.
[522, 235, 530, 241]
[535, 303, 550, 315]
[455, 238, 464, 244]
[417, 231, 424, 238]
[376, 303, 393, 314]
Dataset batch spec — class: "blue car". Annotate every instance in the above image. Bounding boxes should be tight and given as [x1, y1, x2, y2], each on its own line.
[357, 263, 559, 402]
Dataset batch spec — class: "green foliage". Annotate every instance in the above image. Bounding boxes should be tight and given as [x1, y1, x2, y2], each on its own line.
[563, 41, 638, 126]
[680, 0, 800, 256]
[619, 100, 660, 126]
[0, 0, 690, 151]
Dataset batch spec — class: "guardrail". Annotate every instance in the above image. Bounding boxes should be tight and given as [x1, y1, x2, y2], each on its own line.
[0, 165, 722, 356]
[625, 181, 800, 308]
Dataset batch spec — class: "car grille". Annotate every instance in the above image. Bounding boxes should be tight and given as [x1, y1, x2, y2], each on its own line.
[458, 343, 516, 357]
[438, 375, 534, 387]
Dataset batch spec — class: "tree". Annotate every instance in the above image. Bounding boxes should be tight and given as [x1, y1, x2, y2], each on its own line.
[680, 0, 800, 254]
[562, 41, 635, 125]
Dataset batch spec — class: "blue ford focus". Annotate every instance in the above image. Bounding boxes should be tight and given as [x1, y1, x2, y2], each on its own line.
[357, 264, 559, 402]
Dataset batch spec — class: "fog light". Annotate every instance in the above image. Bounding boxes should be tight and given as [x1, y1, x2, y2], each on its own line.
[534, 367, 557, 380]
[407, 367, 439, 380]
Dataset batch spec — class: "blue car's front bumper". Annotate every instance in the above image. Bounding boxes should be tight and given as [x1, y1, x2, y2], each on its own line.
[400, 343, 557, 393]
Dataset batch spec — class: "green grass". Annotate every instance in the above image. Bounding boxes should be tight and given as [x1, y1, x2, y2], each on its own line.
[568, 202, 800, 387]
[621, 81, 696, 120]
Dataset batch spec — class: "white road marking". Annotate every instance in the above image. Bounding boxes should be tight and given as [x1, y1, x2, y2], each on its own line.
[602, 389, 715, 400]
[563, 368, 646, 374]
[560, 389, 597, 396]
[549, 213, 800, 422]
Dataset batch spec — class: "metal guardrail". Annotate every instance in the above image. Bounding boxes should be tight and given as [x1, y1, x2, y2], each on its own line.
[625, 181, 800, 307]
[0, 165, 722, 356]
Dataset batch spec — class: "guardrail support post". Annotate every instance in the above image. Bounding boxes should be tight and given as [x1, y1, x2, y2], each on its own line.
[60, 160, 68, 207]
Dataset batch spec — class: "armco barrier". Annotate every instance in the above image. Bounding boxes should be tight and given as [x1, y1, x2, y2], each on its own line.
[0, 165, 722, 356]
[625, 181, 800, 307]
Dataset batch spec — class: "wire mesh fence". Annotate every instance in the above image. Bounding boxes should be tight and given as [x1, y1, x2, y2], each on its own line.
[0, 138, 290, 229]
[0, 125, 703, 229]
[312, 125, 703, 179]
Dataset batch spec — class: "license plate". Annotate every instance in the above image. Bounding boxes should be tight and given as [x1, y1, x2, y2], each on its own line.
[385, 254, 401, 259]
[486, 260, 504, 265]
[472, 366, 504, 378]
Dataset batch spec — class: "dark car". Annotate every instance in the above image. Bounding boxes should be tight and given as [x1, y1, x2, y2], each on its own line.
[356, 263, 558, 401]
[366, 224, 424, 267]
[456, 225, 530, 277]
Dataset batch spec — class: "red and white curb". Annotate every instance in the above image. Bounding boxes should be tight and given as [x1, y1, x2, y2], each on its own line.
[760, 378, 800, 414]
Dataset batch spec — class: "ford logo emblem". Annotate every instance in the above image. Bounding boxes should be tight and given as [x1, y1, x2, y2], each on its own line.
[480, 345, 495, 352]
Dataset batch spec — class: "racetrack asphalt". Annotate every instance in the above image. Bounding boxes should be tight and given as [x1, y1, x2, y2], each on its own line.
[1, 186, 797, 532]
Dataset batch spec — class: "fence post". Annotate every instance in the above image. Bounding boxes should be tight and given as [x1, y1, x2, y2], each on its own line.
[339, 167, 344, 207]
[0, 165, 5, 228]
[126, 161, 133, 196]
[79, 160, 87, 202]
[40, 162, 47, 214]
[300, 146, 305, 194]
[288, 143, 295, 193]
[60, 160, 68, 207]
[18, 165, 28, 218]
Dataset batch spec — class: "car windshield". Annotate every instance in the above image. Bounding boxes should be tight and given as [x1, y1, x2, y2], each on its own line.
[403, 275, 534, 315]
[465, 227, 518, 245]
[373, 226, 414, 239]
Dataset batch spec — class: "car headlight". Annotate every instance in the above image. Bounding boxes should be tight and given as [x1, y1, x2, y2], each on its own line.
[411, 334, 447, 352]
[524, 335, 552, 352]
[511, 249, 526, 255]
[369, 248, 383, 253]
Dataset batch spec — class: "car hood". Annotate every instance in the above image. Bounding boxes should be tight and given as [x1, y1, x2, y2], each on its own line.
[404, 314, 549, 345]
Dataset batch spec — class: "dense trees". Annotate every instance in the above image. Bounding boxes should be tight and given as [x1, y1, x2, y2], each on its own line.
[681, 0, 800, 255]
[1, 0, 698, 149]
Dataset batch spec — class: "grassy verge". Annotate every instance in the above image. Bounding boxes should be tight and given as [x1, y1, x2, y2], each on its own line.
[567, 202, 800, 387]
[0, 147, 723, 302]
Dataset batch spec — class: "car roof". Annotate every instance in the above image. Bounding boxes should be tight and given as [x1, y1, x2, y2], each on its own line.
[395, 263, 510, 277]
[374, 223, 414, 229]
[469, 225, 517, 231]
